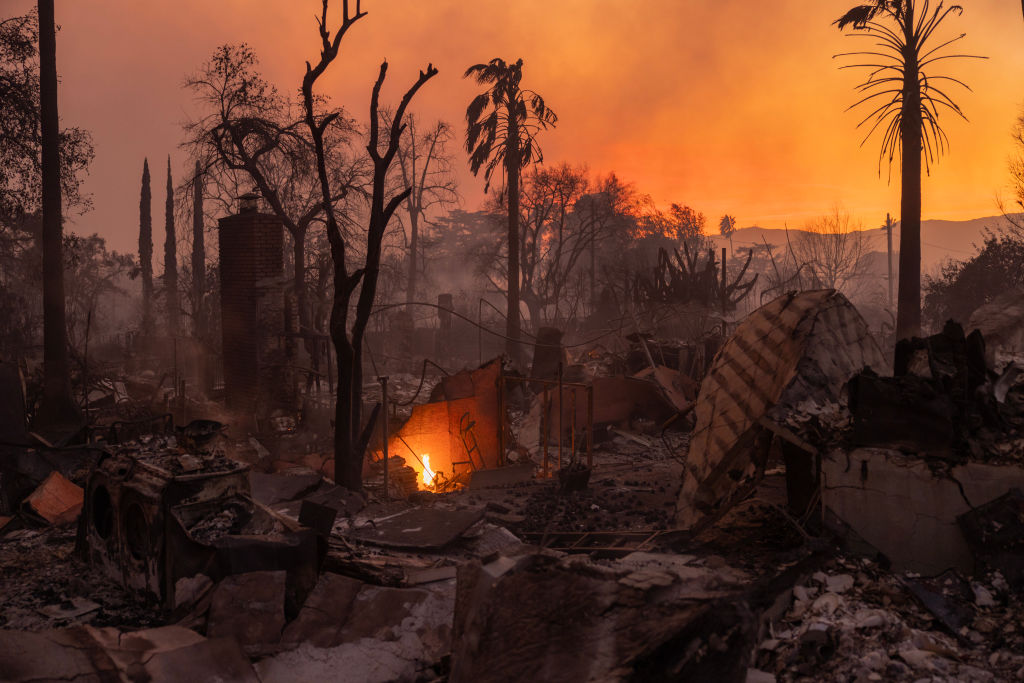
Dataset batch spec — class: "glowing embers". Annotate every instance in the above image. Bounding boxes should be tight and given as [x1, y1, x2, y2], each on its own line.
[421, 454, 437, 489]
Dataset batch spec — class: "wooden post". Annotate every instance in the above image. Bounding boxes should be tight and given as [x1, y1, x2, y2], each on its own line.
[379, 376, 389, 499]
[586, 385, 593, 468]
[721, 247, 728, 315]
[542, 386, 550, 478]
[885, 213, 894, 308]
[557, 362, 564, 472]
[497, 371, 505, 467]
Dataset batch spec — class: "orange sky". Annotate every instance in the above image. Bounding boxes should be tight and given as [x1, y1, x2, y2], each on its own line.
[10, 0, 1024, 254]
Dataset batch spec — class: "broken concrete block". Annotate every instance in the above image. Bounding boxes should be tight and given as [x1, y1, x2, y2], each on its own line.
[847, 372, 955, 455]
[823, 448, 1024, 574]
[206, 570, 286, 655]
[958, 488, 1024, 586]
[450, 553, 753, 683]
[280, 572, 364, 648]
[21, 471, 82, 525]
[0, 625, 257, 682]
[269, 572, 455, 682]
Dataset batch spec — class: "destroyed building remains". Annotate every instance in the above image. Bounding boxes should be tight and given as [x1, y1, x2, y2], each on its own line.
[5, 282, 1024, 683]
[4, 2, 1024, 679]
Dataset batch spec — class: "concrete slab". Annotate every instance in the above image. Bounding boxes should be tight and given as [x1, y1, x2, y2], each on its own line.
[206, 570, 286, 655]
[822, 447, 1024, 574]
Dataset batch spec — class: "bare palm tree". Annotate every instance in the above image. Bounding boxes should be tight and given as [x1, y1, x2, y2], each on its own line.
[464, 58, 556, 362]
[834, 0, 983, 339]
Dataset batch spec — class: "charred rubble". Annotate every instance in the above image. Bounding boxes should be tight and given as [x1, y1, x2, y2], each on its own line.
[3, 284, 1024, 682]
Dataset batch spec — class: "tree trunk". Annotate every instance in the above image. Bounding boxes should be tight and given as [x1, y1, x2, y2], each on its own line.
[36, 0, 77, 427]
[292, 229, 308, 333]
[331, 302, 362, 489]
[406, 207, 419, 304]
[896, 17, 922, 341]
[191, 161, 205, 335]
[164, 157, 179, 333]
[506, 129, 522, 366]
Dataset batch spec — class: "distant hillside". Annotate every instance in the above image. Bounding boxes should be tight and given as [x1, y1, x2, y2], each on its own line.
[711, 214, 1021, 275]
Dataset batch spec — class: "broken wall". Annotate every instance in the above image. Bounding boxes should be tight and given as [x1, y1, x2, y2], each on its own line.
[823, 447, 1024, 574]
[387, 360, 502, 485]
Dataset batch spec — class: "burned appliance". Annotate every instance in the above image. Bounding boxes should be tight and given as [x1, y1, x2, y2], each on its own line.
[79, 439, 317, 610]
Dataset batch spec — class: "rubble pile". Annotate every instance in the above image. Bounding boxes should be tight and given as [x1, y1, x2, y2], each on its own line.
[8, 286, 1024, 681]
[752, 558, 1024, 682]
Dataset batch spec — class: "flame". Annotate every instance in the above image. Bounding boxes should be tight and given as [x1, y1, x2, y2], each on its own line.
[420, 454, 436, 488]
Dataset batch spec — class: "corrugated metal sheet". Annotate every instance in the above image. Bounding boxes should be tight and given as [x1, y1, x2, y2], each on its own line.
[675, 290, 888, 529]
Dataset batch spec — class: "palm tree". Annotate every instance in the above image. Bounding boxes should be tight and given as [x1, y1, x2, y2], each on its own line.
[834, 0, 982, 339]
[464, 58, 557, 362]
[719, 214, 737, 254]
[35, 0, 78, 428]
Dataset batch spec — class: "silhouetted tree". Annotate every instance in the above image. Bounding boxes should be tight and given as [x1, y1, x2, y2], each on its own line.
[35, 0, 77, 426]
[0, 9, 92, 360]
[190, 160, 206, 335]
[139, 158, 153, 336]
[835, 0, 982, 339]
[389, 114, 459, 304]
[790, 206, 871, 296]
[464, 58, 557, 363]
[517, 163, 590, 327]
[719, 214, 736, 253]
[0, 9, 92, 227]
[164, 156, 178, 332]
[299, 0, 437, 490]
[183, 44, 364, 339]
[923, 232, 1024, 329]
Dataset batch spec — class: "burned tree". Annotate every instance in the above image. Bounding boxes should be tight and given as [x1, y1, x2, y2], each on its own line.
[35, 0, 77, 427]
[790, 207, 871, 297]
[465, 58, 557, 364]
[636, 243, 757, 313]
[834, 0, 983, 339]
[164, 156, 178, 332]
[299, 0, 437, 490]
[139, 158, 153, 336]
[190, 160, 206, 335]
[0, 8, 92, 360]
[390, 114, 459, 305]
[183, 44, 363, 340]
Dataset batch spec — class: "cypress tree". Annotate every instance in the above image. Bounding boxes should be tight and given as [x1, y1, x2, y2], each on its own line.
[140, 158, 153, 336]
[191, 161, 205, 336]
[164, 156, 178, 331]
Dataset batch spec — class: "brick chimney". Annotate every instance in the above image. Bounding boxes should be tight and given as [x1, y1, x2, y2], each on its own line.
[217, 196, 287, 416]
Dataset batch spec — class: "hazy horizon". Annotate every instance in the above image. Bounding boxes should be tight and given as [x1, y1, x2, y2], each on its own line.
[7, 0, 1024, 258]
